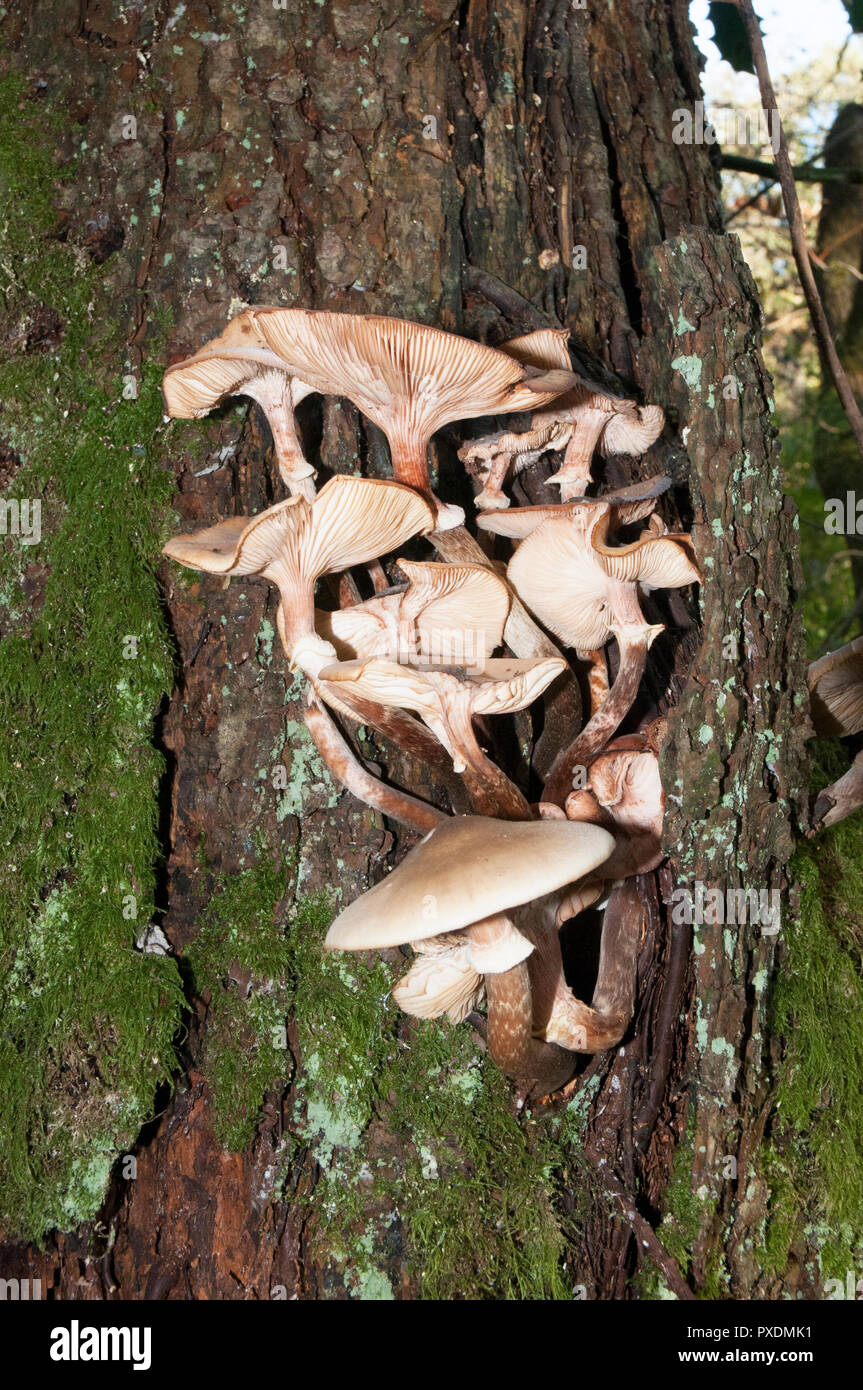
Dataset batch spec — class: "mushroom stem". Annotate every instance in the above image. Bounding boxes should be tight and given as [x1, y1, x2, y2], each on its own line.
[321, 686, 457, 778]
[484, 960, 578, 1094]
[248, 369, 317, 499]
[542, 617, 659, 806]
[591, 878, 643, 1024]
[523, 882, 643, 1054]
[388, 443, 465, 530]
[476, 452, 513, 510]
[302, 690, 446, 835]
[460, 767, 532, 821]
[585, 647, 610, 715]
[443, 690, 533, 820]
[550, 409, 607, 498]
[276, 601, 338, 679]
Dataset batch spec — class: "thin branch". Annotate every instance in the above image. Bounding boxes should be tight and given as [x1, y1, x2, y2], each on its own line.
[720, 153, 863, 185]
[738, 0, 863, 464]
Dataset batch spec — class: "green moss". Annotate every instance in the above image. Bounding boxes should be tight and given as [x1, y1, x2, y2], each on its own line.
[186, 849, 293, 1152]
[756, 744, 863, 1280]
[657, 1124, 702, 1276]
[284, 898, 575, 1300]
[0, 74, 185, 1236]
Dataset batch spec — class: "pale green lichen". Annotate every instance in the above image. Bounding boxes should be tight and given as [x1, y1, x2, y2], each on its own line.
[671, 353, 703, 391]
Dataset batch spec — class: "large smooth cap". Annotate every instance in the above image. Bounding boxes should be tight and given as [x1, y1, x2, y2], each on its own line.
[324, 815, 615, 950]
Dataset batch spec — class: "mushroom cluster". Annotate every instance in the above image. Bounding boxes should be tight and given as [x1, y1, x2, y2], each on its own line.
[163, 308, 699, 1098]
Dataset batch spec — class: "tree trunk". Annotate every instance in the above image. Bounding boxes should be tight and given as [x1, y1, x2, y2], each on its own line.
[0, 0, 813, 1299]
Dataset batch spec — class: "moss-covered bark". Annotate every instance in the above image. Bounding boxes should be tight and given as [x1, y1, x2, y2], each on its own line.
[0, 0, 859, 1300]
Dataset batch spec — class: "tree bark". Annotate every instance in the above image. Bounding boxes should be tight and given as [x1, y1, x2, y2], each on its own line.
[0, 0, 809, 1299]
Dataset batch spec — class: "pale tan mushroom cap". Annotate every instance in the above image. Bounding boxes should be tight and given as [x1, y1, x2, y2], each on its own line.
[476, 476, 673, 539]
[392, 911, 533, 1020]
[301, 476, 435, 575]
[163, 345, 314, 418]
[507, 509, 617, 649]
[500, 328, 573, 373]
[397, 559, 510, 662]
[244, 309, 578, 445]
[593, 514, 700, 591]
[317, 597, 400, 661]
[392, 953, 482, 1022]
[808, 635, 863, 736]
[504, 325, 665, 465]
[507, 504, 699, 650]
[316, 560, 510, 667]
[162, 475, 435, 581]
[317, 654, 567, 723]
[324, 815, 616, 950]
[162, 496, 306, 575]
[588, 749, 664, 837]
[601, 403, 665, 457]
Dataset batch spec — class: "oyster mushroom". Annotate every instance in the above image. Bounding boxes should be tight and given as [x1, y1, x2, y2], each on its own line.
[808, 635, 863, 736]
[162, 474, 435, 679]
[162, 477, 443, 831]
[240, 308, 577, 528]
[324, 815, 616, 1094]
[475, 474, 673, 538]
[503, 501, 698, 799]
[501, 328, 665, 499]
[163, 312, 319, 499]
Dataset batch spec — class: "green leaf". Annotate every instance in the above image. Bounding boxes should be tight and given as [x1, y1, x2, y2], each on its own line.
[708, 1, 755, 74]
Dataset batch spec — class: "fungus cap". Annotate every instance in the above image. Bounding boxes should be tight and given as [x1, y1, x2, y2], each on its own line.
[392, 952, 482, 1022]
[246, 309, 578, 445]
[476, 476, 673, 539]
[506, 503, 699, 650]
[808, 635, 863, 736]
[163, 345, 314, 419]
[324, 815, 616, 950]
[162, 475, 435, 581]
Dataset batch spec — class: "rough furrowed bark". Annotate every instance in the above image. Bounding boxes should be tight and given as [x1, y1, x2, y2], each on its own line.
[0, 0, 809, 1300]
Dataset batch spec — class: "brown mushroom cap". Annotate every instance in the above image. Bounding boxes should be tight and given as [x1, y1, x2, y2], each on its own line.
[808, 635, 863, 736]
[324, 815, 616, 950]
